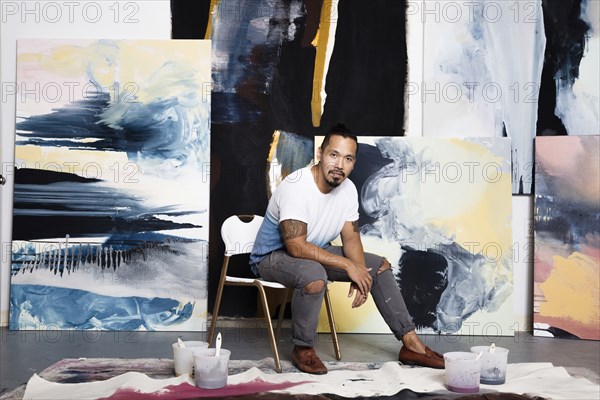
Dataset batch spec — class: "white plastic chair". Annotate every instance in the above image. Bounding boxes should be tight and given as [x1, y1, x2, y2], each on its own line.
[207, 214, 341, 372]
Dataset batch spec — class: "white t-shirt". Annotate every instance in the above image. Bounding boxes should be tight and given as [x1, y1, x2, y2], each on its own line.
[249, 166, 359, 264]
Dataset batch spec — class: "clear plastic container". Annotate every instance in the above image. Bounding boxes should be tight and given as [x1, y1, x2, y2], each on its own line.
[194, 348, 231, 389]
[444, 351, 481, 393]
[471, 345, 509, 385]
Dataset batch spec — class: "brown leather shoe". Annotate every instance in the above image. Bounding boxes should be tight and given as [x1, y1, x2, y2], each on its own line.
[398, 346, 445, 369]
[291, 345, 328, 375]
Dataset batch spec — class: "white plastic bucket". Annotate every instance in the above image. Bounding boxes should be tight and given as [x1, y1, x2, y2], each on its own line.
[172, 340, 209, 376]
[193, 348, 231, 389]
[471, 345, 509, 385]
[444, 351, 481, 393]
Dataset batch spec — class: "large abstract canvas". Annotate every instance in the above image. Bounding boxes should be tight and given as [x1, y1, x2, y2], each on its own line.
[422, 0, 599, 194]
[10, 39, 211, 331]
[533, 136, 600, 340]
[172, 0, 413, 317]
[319, 137, 514, 335]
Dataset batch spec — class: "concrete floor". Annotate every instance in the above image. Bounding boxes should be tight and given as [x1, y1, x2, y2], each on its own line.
[1, 324, 599, 396]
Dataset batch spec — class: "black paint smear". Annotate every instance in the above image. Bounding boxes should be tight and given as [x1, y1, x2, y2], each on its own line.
[211, 93, 265, 125]
[12, 169, 200, 241]
[536, 0, 591, 135]
[269, 31, 320, 136]
[208, 121, 274, 318]
[14, 168, 101, 185]
[534, 195, 599, 245]
[397, 249, 448, 330]
[17, 93, 199, 163]
[267, 0, 330, 137]
[269, 0, 410, 136]
[170, 0, 211, 39]
[16, 92, 115, 143]
[538, 325, 581, 340]
[536, 67, 568, 136]
[17, 92, 196, 164]
[13, 214, 199, 242]
[320, 0, 408, 135]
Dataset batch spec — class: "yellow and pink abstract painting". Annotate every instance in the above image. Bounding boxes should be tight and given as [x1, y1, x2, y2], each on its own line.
[533, 136, 600, 340]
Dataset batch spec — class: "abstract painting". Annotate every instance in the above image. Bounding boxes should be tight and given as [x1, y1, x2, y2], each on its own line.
[422, 0, 599, 194]
[537, 0, 599, 137]
[10, 39, 211, 331]
[172, 0, 413, 317]
[319, 137, 514, 335]
[533, 136, 600, 340]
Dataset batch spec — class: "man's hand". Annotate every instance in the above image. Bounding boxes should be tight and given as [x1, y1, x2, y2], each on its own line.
[279, 219, 373, 306]
[348, 282, 369, 308]
[346, 261, 372, 306]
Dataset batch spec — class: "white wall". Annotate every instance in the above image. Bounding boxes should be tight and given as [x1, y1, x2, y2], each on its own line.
[0, 0, 173, 326]
[512, 196, 534, 329]
[0, 0, 535, 330]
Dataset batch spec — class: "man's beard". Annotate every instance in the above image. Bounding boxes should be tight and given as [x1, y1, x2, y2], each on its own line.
[325, 170, 345, 188]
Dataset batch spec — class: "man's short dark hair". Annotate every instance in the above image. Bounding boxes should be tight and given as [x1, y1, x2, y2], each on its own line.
[320, 123, 359, 155]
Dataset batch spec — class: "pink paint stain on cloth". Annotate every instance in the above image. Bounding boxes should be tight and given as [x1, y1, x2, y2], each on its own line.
[99, 378, 313, 399]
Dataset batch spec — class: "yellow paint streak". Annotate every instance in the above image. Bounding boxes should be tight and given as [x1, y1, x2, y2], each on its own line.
[204, 0, 220, 39]
[539, 252, 600, 324]
[311, 30, 320, 47]
[20, 44, 90, 77]
[311, 0, 332, 128]
[16, 145, 130, 176]
[19, 41, 210, 105]
[17, 53, 43, 63]
[267, 130, 281, 163]
[266, 130, 283, 198]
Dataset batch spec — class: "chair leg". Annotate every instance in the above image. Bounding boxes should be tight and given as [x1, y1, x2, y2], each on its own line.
[256, 284, 283, 373]
[207, 288, 223, 346]
[208, 260, 229, 346]
[274, 289, 290, 342]
[324, 286, 342, 360]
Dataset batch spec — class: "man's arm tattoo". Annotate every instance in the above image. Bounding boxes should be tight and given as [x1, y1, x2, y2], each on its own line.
[280, 219, 307, 240]
[351, 220, 360, 233]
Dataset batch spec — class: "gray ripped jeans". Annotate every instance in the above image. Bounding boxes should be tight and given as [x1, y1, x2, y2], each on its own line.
[256, 245, 416, 347]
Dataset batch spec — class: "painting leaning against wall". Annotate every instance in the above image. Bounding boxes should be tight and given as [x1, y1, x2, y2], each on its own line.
[318, 136, 514, 335]
[533, 136, 600, 340]
[422, 0, 599, 195]
[9, 39, 211, 331]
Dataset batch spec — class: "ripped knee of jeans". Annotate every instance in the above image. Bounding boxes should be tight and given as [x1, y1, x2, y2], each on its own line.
[378, 258, 391, 274]
[304, 279, 326, 294]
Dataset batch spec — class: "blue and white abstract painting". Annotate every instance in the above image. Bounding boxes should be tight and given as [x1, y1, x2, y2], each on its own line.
[318, 137, 514, 335]
[10, 39, 211, 331]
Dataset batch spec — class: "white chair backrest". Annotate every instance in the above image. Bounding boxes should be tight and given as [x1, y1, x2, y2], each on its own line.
[221, 215, 264, 256]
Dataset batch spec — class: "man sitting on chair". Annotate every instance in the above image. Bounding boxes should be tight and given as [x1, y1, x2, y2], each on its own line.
[249, 124, 445, 374]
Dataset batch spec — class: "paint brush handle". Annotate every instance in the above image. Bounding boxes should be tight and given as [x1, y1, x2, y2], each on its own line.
[215, 332, 222, 357]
